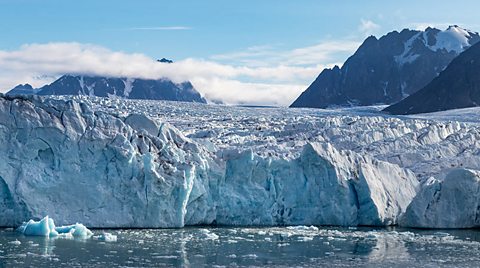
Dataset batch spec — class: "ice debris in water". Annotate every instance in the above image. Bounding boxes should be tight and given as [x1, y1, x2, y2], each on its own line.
[286, 225, 319, 231]
[199, 229, 219, 240]
[94, 232, 118, 242]
[16, 216, 93, 238]
[8, 240, 21, 245]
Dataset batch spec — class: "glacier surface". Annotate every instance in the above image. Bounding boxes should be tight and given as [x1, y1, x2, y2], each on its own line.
[1, 95, 480, 228]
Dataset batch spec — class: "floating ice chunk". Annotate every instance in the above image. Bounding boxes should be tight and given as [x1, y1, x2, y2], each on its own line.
[298, 236, 314, 241]
[286, 225, 319, 231]
[8, 240, 21, 245]
[17, 216, 93, 238]
[199, 229, 219, 240]
[16, 216, 57, 237]
[56, 223, 94, 238]
[94, 232, 118, 242]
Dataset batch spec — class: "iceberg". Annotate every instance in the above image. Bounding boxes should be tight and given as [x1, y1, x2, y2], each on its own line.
[94, 232, 118, 242]
[16, 216, 93, 237]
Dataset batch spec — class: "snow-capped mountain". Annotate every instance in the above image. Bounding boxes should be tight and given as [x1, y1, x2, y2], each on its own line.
[291, 26, 480, 108]
[6, 58, 206, 103]
[384, 40, 480, 114]
[30, 75, 206, 103]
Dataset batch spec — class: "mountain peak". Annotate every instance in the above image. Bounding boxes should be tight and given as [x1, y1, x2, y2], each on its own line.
[157, 58, 173, 63]
[13, 83, 33, 90]
[290, 26, 480, 109]
[6, 83, 38, 96]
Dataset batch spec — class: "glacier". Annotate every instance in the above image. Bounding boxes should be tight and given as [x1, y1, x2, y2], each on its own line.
[1, 95, 480, 228]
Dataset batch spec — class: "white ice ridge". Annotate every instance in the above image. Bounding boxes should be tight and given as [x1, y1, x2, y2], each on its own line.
[1, 95, 480, 228]
[16, 216, 93, 237]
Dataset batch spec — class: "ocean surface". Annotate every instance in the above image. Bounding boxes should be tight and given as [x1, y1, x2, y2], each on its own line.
[1, 226, 480, 267]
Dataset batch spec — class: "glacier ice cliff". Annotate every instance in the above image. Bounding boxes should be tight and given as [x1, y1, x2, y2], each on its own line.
[400, 169, 480, 228]
[213, 143, 418, 226]
[0, 95, 423, 228]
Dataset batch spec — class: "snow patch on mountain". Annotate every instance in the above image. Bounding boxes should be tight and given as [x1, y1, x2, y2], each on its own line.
[431, 25, 473, 53]
[395, 32, 422, 66]
[123, 78, 134, 98]
[395, 26, 477, 66]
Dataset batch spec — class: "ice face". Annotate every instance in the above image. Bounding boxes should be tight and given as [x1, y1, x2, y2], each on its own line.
[0, 95, 478, 228]
[0, 95, 204, 228]
[401, 169, 480, 228]
[212, 143, 418, 226]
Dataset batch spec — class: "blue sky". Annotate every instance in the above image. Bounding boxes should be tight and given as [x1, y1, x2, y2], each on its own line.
[1, 0, 479, 105]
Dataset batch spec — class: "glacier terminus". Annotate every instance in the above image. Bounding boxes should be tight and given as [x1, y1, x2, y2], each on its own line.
[1, 94, 479, 229]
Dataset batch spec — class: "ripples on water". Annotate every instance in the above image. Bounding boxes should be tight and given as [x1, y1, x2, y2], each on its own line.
[1, 226, 480, 267]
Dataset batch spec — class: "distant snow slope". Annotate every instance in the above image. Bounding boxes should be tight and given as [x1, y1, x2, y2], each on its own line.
[2, 95, 480, 228]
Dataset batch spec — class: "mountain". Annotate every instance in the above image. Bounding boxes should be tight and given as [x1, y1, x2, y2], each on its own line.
[291, 26, 480, 108]
[35, 75, 206, 103]
[384, 41, 480, 115]
[157, 58, 173, 63]
[7, 75, 207, 103]
[6, 58, 207, 103]
[6, 84, 40, 96]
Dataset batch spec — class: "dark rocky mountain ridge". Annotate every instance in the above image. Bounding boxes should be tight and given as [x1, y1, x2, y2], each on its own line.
[291, 26, 480, 108]
[384, 41, 480, 114]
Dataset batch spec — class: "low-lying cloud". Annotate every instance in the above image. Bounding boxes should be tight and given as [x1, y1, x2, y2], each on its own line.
[0, 41, 359, 106]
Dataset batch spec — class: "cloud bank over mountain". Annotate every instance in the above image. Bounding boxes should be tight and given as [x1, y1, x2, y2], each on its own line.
[0, 42, 347, 106]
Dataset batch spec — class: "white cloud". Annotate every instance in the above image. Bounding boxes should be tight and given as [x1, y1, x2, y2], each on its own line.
[0, 41, 359, 106]
[211, 41, 359, 67]
[359, 19, 381, 36]
[191, 78, 307, 106]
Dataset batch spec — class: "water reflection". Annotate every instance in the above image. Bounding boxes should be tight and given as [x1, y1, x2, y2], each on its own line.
[366, 232, 410, 264]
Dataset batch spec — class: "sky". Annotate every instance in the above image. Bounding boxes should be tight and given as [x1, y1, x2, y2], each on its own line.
[1, 0, 479, 105]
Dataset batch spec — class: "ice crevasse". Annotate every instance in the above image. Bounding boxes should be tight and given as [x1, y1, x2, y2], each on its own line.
[0, 94, 470, 228]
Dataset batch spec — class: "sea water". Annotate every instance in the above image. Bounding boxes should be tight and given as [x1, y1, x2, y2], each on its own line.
[1, 226, 480, 267]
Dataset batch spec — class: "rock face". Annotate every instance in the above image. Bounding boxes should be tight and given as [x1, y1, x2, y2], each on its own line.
[291, 26, 480, 108]
[384, 41, 480, 115]
[0, 95, 418, 227]
[400, 169, 480, 228]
